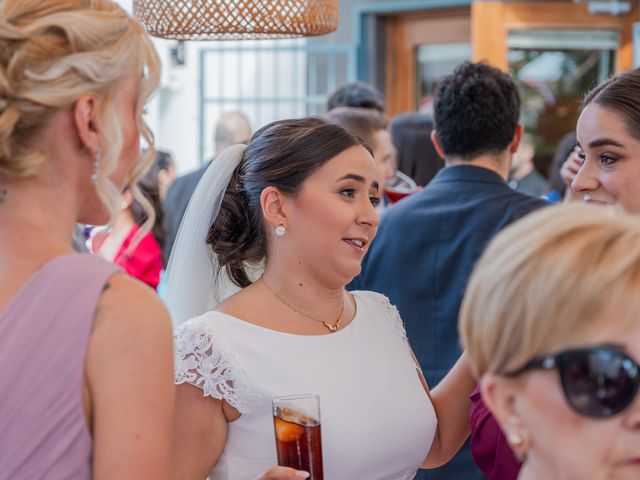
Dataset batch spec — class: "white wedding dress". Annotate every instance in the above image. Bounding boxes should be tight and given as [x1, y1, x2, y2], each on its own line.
[174, 290, 437, 480]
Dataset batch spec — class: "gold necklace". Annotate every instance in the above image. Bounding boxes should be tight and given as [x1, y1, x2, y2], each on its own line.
[260, 277, 344, 333]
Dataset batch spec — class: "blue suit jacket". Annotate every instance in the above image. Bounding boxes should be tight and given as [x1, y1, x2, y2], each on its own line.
[350, 164, 548, 479]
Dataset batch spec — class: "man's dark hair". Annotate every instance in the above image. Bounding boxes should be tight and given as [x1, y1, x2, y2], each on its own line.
[433, 61, 520, 160]
[326, 82, 385, 112]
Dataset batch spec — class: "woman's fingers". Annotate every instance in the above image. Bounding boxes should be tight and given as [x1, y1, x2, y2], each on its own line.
[258, 466, 310, 479]
[560, 149, 583, 187]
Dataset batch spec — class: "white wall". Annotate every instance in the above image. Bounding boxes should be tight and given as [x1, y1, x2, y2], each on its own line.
[150, 38, 309, 175]
[148, 39, 203, 174]
[115, 0, 201, 173]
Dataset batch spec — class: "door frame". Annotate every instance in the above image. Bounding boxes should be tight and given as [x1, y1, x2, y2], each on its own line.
[355, 0, 471, 83]
[384, 7, 471, 116]
[354, 0, 638, 115]
[472, 1, 639, 72]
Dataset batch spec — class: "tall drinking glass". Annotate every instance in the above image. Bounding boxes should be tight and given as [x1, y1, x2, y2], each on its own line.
[272, 394, 324, 480]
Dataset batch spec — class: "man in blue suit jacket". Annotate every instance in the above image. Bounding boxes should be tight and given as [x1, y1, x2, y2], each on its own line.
[351, 62, 548, 479]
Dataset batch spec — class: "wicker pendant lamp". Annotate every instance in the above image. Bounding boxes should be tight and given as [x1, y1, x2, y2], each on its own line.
[133, 0, 339, 40]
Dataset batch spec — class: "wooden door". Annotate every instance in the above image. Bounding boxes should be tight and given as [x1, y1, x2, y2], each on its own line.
[385, 7, 471, 117]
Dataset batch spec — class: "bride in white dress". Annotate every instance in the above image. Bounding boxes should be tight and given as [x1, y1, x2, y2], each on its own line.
[166, 118, 474, 480]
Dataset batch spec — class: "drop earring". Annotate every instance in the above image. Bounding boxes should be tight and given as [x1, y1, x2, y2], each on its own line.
[275, 224, 286, 237]
[91, 150, 102, 184]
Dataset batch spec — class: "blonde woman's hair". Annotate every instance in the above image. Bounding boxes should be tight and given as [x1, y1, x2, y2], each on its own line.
[0, 0, 160, 220]
[459, 203, 640, 378]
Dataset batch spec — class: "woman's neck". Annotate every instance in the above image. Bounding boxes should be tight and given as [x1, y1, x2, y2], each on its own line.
[112, 209, 136, 234]
[261, 259, 348, 326]
[518, 458, 554, 480]
[0, 175, 77, 255]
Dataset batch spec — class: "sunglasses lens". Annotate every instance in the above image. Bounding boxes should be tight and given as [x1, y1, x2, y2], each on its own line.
[561, 349, 639, 418]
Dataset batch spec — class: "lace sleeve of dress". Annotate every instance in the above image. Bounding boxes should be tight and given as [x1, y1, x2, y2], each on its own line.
[173, 319, 258, 414]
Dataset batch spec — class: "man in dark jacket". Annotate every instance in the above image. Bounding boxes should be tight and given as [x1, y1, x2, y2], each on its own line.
[351, 62, 548, 480]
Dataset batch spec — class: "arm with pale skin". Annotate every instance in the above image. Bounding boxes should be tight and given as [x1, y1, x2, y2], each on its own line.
[416, 352, 476, 469]
[171, 359, 310, 480]
[87, 275, 175, 480]
[171, 385, 227, 480]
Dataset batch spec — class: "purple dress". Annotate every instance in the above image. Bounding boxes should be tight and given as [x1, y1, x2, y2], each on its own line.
[0, 254, 120, 479]
[469, 386, 522, 480]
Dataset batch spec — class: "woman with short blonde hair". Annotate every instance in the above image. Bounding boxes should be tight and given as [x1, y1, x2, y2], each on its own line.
[460, 203, 640, 480]
[0, 1, 174, 478]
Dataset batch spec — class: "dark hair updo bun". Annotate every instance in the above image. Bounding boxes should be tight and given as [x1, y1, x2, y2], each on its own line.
[207, 117, 369, 288]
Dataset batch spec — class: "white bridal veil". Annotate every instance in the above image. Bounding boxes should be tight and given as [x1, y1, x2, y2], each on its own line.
[164, 144, 249, 328]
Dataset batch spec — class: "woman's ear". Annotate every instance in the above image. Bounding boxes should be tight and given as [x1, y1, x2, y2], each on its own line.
[480, 373, 531, 461]
[121, 190, 133, 210]
[73, 94, 101, 155]
[260, 186, 288, 231]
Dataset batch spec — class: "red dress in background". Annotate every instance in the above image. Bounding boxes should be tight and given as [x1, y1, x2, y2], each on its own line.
[115, 225, 162, 289]
[93, 225, 162, 290]
[469, 386, 522, 480]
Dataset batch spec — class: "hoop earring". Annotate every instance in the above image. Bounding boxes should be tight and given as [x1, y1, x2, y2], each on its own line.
[275, 224, 286, 237]
[91, 150, 102, 184]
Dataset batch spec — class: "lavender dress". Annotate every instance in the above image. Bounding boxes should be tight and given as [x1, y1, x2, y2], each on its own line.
[0, 254, 120, 479]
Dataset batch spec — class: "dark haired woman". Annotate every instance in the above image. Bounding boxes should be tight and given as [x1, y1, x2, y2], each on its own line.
[572, 67, 640, 213]
[390, 112, 444, 187]
[166, 118, 474, 479]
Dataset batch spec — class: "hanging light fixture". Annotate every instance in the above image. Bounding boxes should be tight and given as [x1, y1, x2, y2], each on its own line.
[133, 0, 340, 40]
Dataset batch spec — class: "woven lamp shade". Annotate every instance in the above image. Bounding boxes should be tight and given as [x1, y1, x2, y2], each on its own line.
[133, 0, 339, 40]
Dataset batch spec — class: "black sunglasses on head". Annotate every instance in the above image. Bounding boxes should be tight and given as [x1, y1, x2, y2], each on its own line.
[505, 346, 640, 418]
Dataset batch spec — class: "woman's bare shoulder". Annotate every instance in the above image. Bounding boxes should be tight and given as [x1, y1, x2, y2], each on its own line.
[94, 273, 172, 339]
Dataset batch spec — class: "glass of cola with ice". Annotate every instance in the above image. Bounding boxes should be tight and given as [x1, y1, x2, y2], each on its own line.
[272, 394, 324, 480]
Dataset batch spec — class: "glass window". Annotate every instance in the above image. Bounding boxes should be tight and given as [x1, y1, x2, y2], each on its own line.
[416, 42, 472, 110]
[508, 30, 616, 180]
[200, 40, 354, 162]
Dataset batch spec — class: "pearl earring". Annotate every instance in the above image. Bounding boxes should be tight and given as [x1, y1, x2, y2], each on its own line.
[508, 432, 523, 446]
[91, 150, 101, 184]
[275, 224, 286, 237]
